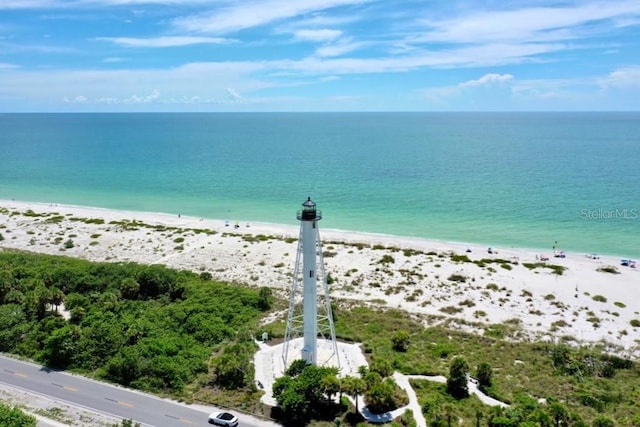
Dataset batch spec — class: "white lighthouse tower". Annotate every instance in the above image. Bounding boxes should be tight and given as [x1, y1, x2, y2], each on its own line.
[283, 197, 339, 368]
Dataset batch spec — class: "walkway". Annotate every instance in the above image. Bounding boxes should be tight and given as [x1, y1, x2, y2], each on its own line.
[253, 341, 507, 426]
[360, 373, 508, 427]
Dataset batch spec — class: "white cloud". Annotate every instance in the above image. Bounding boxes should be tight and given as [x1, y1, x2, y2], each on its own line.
[314, 39, 364, 57]
[97, 89, 160, 104]
[293, 28, 342, 42]
[0, 62, 19, 69]
[421, 73, 514, 101]
[226, 87, 241, 100]
[63, 95, 87, 103]
[414, 1, 640, 44]
[459, 73, 514, 88]
[0, 0, 56, 9]
[599, 66, 640, 88]
[172, 0, 371, 34]
[96, 36, 231, 47]
[0, 0, 217, 8]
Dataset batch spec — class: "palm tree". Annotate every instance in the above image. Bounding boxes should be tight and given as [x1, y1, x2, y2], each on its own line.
[475, 409, 484, 427]
[49, 287, 65, 313]
[549, 402, 569, 427]
[442, 403, 455, 427]
[321, 374, 340, 402]
[342, 375, 367, 413]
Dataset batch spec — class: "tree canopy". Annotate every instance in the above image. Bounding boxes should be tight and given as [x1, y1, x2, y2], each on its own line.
[0, 251, 268, 393]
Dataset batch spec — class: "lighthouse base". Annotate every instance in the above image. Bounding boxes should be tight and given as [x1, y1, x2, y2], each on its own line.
[254, 337, 368, 407]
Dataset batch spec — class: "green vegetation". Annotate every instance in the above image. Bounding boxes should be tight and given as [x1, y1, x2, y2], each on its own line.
[597, 266, 620, 274]
[522, 262, 566, 275]
[447, 274, 467, 283]
[450, 254, 471, 263]
[592, 295, 608, 303]
[272, 361, 344, 424]
[377, 254, 395, 265]
[314, 305, 639, 426]
[0, 403, 36, 427]
[446, 356, 469, 399]
[391, 330, 410, 352]
[2, 249, 639, 426]
[476, 362, 493, 391]
[0, 250, 268, 401]
[272, 362, 407, 425]
[112, 420, 141, 427]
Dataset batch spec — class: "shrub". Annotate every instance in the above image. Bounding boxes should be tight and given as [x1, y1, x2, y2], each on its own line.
[459, 299, 475, 307]
[378, 254, 395, 264]
[0, 403, 36, 427]
[258, 287, 272, 310]
[451, 254, 471, 263]
[448, 274, 467, 283]
[592, 295, 607, 303]
[486, 283, 499, 291]
[63, 239, 74, 249]
[392, 330, 410, 352]
[365, 377, 406, 414]
[400, 409, 417, 427]
[476, 362, 493, 390]
[370, 358, 393, 378]
[447, 356, 469, 399]
[440, 306, 463, 315]
[597, 266, 620, 274]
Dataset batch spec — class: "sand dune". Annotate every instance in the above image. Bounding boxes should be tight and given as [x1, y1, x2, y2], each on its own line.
[1, 200, 639, 357]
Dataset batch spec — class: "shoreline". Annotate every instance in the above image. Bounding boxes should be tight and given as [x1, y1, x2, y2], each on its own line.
[3, 198, 633, 261]
[1, 199, 639, 357]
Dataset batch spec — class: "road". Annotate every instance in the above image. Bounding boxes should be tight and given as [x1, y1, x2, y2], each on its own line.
[0, 355, 278, 427]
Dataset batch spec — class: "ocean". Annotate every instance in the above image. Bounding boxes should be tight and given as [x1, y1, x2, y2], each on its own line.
[1, 112, 639, 257]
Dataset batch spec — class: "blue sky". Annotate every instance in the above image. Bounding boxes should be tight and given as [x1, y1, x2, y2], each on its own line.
[1, 0, 639, 112]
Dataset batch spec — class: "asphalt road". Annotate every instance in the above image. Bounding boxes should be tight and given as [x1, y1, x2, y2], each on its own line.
[0, 355, 278, 427]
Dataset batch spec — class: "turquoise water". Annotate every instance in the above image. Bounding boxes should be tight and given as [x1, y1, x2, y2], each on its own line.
[1, 112, 639, 257]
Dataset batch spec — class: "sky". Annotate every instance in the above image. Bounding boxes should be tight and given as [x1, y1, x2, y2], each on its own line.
[1, 0, 639, 112]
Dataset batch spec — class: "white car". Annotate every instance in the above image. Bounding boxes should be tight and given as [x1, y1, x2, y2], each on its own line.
[208, 411, 239, 427]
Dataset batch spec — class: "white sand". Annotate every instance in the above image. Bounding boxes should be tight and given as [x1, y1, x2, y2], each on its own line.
[1, 200, 639, 357]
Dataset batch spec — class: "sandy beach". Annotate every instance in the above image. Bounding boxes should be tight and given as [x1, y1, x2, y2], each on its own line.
[1, 199, 639, 357]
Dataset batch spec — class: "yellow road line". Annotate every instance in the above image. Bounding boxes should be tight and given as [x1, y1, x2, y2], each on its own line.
[63, 386, 78, 392]
[118, 401, 134, 407]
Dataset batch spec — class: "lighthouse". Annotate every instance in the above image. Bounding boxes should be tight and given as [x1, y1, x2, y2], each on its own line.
[283, 197, 339, 367]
